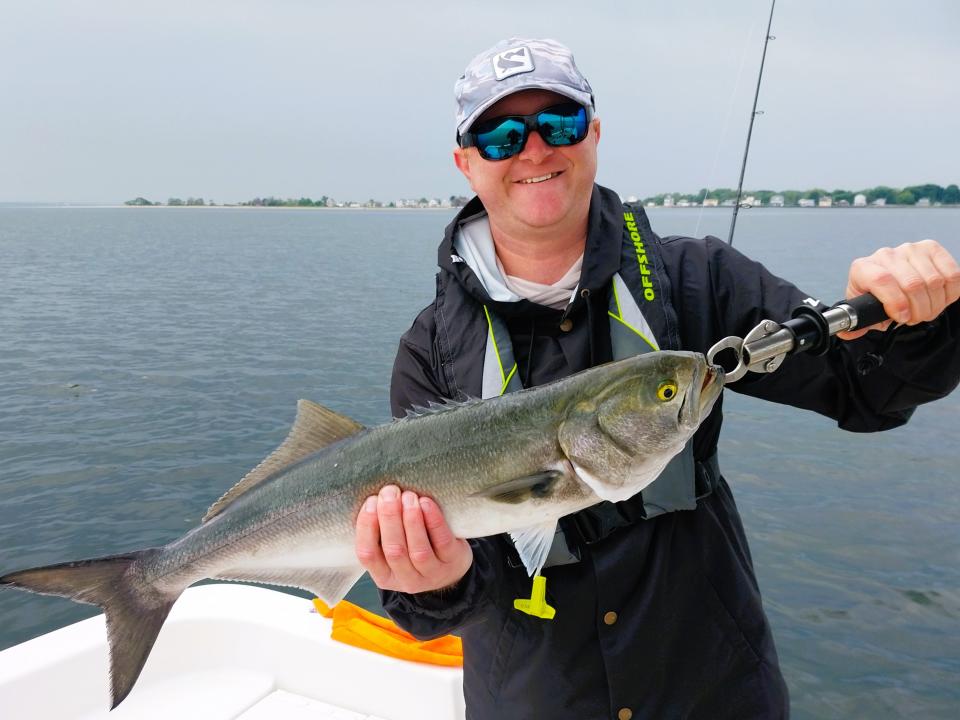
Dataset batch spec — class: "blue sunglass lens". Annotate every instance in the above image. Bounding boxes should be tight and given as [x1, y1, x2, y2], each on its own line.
[475, 118, 526, 160]
[536, 106, 588, 146]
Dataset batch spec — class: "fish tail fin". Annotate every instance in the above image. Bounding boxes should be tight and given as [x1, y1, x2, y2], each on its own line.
[1, 548, 181, 708]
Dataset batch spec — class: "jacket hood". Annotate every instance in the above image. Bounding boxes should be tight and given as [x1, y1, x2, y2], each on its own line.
[437, 184, 624, 319]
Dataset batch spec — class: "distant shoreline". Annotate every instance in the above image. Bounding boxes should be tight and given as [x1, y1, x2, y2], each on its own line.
[0, 203, 960, 216]
[2, 204, 957, 211]
[0, 204, 458, 211]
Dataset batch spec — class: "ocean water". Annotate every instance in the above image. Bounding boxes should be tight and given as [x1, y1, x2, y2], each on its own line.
[1, 206, 958, 718]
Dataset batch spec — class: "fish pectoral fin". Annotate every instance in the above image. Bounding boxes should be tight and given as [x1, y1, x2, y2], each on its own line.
[509, 521, 558, 577]
[215, 567, 364, 607]
[471, 470, 562, 505]
[203, 400, 366, 522]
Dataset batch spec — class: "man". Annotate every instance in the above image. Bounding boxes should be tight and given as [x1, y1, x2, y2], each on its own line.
[354, 38, 960, 719]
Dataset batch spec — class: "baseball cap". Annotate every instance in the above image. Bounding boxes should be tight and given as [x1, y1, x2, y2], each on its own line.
[454, 37, 594, 139]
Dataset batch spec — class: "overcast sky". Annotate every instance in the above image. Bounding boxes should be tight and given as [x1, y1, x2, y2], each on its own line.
[1, 0, 957, 203]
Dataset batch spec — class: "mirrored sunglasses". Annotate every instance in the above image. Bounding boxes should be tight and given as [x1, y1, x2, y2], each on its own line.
[460, 103, 593, 161]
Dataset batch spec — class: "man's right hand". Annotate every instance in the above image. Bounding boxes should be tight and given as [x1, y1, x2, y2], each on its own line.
[355, 485, 473, 594]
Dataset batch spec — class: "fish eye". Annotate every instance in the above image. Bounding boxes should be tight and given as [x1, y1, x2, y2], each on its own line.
[656, 381, 678, 402]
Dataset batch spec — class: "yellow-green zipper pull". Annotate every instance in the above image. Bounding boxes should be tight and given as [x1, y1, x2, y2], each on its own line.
[514, 574, 556, 620]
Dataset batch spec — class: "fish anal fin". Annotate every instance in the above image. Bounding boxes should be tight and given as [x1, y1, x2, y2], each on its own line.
[214, 567, 364, 607]
[509, 520, 558, 577]
[203, 400, 365, 522]
[471, 470, 561, 505]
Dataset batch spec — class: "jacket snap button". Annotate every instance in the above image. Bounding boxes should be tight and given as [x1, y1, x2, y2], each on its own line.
[559, 318, 573, 332]
[603, 611, 618, 625]
[618, 708, 633, 720]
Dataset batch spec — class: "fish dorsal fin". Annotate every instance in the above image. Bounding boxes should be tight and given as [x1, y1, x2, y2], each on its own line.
[202, 399, 365, 522]
[403, 397, 478, 419]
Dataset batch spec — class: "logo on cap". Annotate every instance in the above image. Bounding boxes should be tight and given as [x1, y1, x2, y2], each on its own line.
[492, 46, 534, 81]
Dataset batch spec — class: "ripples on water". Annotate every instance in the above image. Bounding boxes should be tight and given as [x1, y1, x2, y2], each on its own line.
[1, 206, 958, 718]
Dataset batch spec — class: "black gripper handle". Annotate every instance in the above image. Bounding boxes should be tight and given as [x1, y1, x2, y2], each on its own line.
[840, 293, 889, 330]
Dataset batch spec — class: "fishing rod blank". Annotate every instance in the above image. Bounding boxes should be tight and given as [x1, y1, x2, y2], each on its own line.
[728, 0, 777, 246]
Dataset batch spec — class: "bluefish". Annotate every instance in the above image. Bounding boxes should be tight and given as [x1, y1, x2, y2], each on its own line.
[1, 350, 722, 708]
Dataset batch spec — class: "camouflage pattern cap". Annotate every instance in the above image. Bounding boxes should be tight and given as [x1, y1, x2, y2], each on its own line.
[455, 37, 594, 138]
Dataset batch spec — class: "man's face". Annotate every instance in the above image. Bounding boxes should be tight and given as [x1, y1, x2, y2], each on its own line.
[454, 89, 600, 237]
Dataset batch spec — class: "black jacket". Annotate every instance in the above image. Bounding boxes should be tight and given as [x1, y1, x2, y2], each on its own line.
[383, 185, 960, 720]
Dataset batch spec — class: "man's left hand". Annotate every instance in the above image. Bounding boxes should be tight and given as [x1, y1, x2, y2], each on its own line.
[838, 239, 960, 340]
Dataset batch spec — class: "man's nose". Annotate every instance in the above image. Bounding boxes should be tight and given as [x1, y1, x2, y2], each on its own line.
[518, 129, 553, 162]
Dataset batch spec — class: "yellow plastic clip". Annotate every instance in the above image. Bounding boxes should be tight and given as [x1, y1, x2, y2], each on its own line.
[513, 574, 556, 620]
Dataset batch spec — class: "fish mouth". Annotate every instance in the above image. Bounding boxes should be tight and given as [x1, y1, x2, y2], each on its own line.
[699, 364, 724, 414]
[681, 362, 723, 426]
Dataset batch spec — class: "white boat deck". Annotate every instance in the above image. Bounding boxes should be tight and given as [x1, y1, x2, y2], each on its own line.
[0, 584, 465, 720]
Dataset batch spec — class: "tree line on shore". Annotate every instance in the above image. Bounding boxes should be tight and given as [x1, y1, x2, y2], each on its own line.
[642, 183, 959, 207]
[124, 195, 472, 208]
[125, 197, 209, 206]
[124, 184, 958, 209]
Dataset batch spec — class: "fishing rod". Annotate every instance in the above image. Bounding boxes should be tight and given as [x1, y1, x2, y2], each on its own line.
[710, 3, 894, 381]
[728, 0, 777, 246]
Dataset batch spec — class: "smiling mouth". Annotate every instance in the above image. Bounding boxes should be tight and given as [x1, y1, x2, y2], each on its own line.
[517, 171, 562, 184]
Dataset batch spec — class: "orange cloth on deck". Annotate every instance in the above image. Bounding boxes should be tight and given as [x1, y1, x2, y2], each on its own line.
[313, 598, 463, 667]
